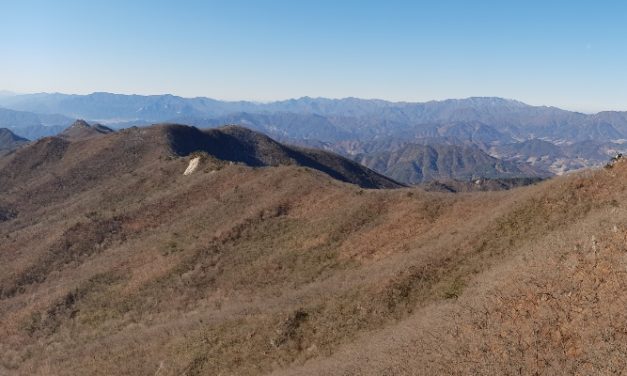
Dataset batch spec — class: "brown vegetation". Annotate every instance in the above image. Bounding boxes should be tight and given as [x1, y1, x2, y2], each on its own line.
[1, 125, 627, 375]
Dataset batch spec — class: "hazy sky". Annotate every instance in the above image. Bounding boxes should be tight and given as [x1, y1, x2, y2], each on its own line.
[1, 0, 627, 112]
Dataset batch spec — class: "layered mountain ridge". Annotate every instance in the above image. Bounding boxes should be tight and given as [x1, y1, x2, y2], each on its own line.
[1, 93, 626, 184]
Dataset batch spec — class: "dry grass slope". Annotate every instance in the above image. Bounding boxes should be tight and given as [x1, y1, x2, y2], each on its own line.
[1, 124, 626, 375]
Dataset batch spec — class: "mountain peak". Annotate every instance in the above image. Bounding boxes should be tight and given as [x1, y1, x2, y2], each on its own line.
[60, 119, 114, 140]
[70, 119, 91, 128]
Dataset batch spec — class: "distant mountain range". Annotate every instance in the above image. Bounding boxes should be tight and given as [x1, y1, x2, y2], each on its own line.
[2, 93, 626, 142]
[0, 107, 72, 139]
[1, 92, 626, 183]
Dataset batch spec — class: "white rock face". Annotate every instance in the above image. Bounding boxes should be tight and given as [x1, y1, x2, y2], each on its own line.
[183, 157, 201, 175]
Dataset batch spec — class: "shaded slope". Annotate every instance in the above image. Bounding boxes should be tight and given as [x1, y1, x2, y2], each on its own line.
[164, 124, 402, 188]
[0, 128, 28, 155]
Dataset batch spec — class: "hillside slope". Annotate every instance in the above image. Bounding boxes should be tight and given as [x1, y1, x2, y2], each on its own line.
[0, 123, 401, 194]
[59, 119, 114, 140]
[277, 161, 627, 375]
[0, 128, 28, 155]
[353, 143, 547, 184]
[162, 124, 401, 188]
[1, 125, 627, 375]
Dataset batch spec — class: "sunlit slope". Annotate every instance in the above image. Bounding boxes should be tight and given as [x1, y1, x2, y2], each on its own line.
[1, 124, 625, 375]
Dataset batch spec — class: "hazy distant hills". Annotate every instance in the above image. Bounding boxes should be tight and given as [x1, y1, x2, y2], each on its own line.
[173, 112, 357, 142]
[0, 107, 72, 139]
[0, 128, 28, 155]
[2, 92, 627, 182]
[0, 93, 405, 121]
[0, 92, 253, 121]
[3, 93, 627, 143]
[352, 143, 547, 184]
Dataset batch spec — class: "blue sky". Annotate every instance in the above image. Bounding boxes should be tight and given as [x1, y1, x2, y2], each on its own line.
[1, 0, 626, 112]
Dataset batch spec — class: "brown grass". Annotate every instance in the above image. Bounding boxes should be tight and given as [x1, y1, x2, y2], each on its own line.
[2, 128, 627, 375]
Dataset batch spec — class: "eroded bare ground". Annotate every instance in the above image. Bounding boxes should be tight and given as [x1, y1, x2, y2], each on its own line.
[1, 127, 627, 375]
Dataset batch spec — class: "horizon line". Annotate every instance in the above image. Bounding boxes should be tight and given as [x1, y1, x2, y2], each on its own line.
[2, 89, 615, 114]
